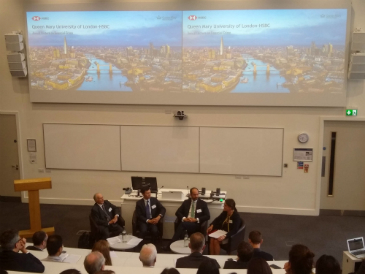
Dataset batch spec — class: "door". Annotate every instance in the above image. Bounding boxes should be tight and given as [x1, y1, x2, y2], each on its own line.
[321, 121, 365, 210]
[0, 114, 20, 197]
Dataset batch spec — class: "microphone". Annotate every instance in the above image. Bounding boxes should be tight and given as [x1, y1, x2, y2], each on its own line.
[159, 186, 164, 191]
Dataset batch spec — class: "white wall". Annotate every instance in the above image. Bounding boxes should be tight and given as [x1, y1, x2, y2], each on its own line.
[1, 0, 365, 216]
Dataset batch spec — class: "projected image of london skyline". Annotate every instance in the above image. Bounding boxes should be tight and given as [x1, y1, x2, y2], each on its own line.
[182, 9, 347, 94]
[27, 11, 182, 92]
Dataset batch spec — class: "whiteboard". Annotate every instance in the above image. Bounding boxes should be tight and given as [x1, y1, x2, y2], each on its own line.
[120, 126, 199, 173]
[200, 127, 283, 176]
[43, 124, 121, 171]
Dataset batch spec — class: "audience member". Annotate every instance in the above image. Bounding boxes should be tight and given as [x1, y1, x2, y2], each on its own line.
[44, 235, 64, 262]
[315, 255, 341, 274]
[94, 271, 115, 274]
[0, 229, 44, 273]
[92, 240, 112, 265]
[356, 260, 365, 274]
[207, 199, 241, 255]
[135, 186, 166, 241]
[172, 187, 210, 242]
[248, 231, 274, 261]
[223, 241, 253, 269]
[27, 231, 48, 251]
[176, 232, 220, 269]
[91, 193, 125, 240]
[284, 244, 314, 274]
[247, 257, 273, 274]
[139, 243, 157, 267]
[84, 251, 105, 274]
[161, 268, 180, 274]
[197, 259, 220, 274]
[59, 269, 81, 274]
[0, 270, 7, 274]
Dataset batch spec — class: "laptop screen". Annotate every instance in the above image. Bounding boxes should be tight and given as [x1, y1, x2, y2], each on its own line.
[348, 238, 364, 251]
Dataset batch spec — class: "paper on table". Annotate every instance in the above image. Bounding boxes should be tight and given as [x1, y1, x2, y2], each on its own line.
[63, 254, 82, 263]
[107, 236, 121, 245]
[127, 237, 143, 245]
[209, 230, 227, 238]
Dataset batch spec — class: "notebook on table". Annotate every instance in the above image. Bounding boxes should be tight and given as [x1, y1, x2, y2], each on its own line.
[347, 237, 365, 259]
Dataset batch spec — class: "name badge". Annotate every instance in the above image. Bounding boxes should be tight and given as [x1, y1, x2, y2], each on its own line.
[151, 204, 156, 209]
[229, 220, 233, 223]
[197, 209, 202, 213]
[108, 208, 112, 212]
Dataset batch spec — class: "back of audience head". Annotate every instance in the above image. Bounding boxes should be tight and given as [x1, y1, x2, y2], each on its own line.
[357, 259, 365, 274]
[84, 251, 105, 274]
[287, 244, 315, 274]
[0, 229, 21, 251]
[315, 255, 341, 274]
[46, 234, 63, 256]
[60, 269, 81, 274]
[139, 243, 157, 267]
[161, 268, 180, 274]
[237, 241, 254, 262]
[92, 240, 112, 266]
[32, 231, 48, 249]
[189, 232, 205, 253]
[247, 257, 272, 274]
[249, 231, 263, 246]
[197, 260, 219, 274]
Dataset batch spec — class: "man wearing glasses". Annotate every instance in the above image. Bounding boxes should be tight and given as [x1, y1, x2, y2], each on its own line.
[0, 229, 45, 272]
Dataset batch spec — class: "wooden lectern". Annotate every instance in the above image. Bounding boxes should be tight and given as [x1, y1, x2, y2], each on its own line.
[14, 177, 55, 238]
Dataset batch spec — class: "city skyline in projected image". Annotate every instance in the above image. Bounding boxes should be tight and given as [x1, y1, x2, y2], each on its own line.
[27, 11, 183, 92]
[181, 9, 347, 94]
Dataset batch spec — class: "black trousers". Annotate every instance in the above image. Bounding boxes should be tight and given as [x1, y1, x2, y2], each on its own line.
[98, 223, 123, 240]
[138, 221, 160, 239]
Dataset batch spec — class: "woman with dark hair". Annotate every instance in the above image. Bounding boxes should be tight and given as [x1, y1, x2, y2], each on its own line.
[207, 199, 241, 255]
[197, 259, 220, 274]
[315, 255, 341, 274]
[247, 257, 273, 274]
[284, 244, 315, 274]
[92, 240, 112, 266]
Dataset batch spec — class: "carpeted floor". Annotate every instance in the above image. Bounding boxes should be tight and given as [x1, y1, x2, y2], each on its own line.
[1, 199, 364, 266]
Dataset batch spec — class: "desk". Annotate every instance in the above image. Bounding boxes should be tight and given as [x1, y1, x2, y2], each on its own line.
[121, 189, 226, 238]
[342, 251, 363, 274]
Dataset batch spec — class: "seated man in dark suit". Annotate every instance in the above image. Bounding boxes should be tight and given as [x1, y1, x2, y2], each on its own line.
[176, 232, 220, 269]
[135, 186, 166, 241]
[91, 193, 125, 240]
[248, 230, 274, 261]
[27, 231, 48, 251]
[223, 241, 253, 269]
[171, 187, 210, 242]
[0, 229, 45, 273]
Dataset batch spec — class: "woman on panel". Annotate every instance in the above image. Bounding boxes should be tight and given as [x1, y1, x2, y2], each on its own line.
[284, 244, 314, 274]
[207, 198, 241, 255]
[92, 240, 112, 266]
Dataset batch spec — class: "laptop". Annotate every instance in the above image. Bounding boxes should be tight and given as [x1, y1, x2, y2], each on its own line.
[347, 237, 365, 259]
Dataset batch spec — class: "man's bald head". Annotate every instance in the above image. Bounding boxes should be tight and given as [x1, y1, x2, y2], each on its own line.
[93, 193, 104, 204]
[139, 244, 157, 267]
[189, 232, 205, 252]
[84, 251, 105, 274]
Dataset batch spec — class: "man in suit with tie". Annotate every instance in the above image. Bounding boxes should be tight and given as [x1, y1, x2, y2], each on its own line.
[90, 193, 125, 240]
[135, 186, 166, 241]
[171, 187, 210, 242]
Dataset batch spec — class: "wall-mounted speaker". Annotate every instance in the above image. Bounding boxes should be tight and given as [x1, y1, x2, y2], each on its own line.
[4, 32, 27, 77]
[348, 53, 365, 80]
[352, 32, 365, 51]
[7, 53, 25, 62]
[10, 67, 27, 77]
[6, 42, 24, 52]
[4, 34, 23, 43]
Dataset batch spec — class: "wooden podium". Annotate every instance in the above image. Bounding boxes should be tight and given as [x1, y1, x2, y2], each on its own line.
[14, 177, 55, 238]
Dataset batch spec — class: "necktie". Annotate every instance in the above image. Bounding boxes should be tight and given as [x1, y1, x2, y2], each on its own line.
[190, 201, 195, 218]
[146, 200, 151, 219]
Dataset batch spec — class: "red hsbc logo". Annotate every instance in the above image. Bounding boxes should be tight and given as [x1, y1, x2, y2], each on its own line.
[188, 15, 197, 21]
[32, 16, 40, 21]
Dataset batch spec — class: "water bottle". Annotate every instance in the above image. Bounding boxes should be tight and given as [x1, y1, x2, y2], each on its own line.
[184, 230, 189, 247]
[122, 228, 127, 243]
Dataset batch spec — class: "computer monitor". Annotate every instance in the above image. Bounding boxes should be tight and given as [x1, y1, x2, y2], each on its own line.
[131, 176, 143, 191]
[144, 177, 158, 193]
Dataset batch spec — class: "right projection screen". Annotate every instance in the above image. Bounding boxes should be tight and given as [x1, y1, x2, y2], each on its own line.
[26, 2, 349, 106]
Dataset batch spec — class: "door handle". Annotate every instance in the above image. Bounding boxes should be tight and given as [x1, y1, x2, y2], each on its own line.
[11, 165, 19, 170]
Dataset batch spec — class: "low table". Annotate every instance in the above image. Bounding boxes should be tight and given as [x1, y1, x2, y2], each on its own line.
[170, 239, 190, 254]
[109, 235, 142, 251]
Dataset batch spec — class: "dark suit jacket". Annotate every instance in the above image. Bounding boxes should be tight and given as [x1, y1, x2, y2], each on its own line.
[210, 210, 241, 238]
[175, 199, 210, 223]
[253, 248, 274, 261]
[0, 250, 45, 273]
[91, 200, 124, 228]
[223, 259, 249, 269]
[135, 197, 166, 223]
[175, 252, 220, 269]
[26, 246, 43, 251]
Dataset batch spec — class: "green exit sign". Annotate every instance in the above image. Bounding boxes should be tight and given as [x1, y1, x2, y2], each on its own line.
[346, 109, 358, 116]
